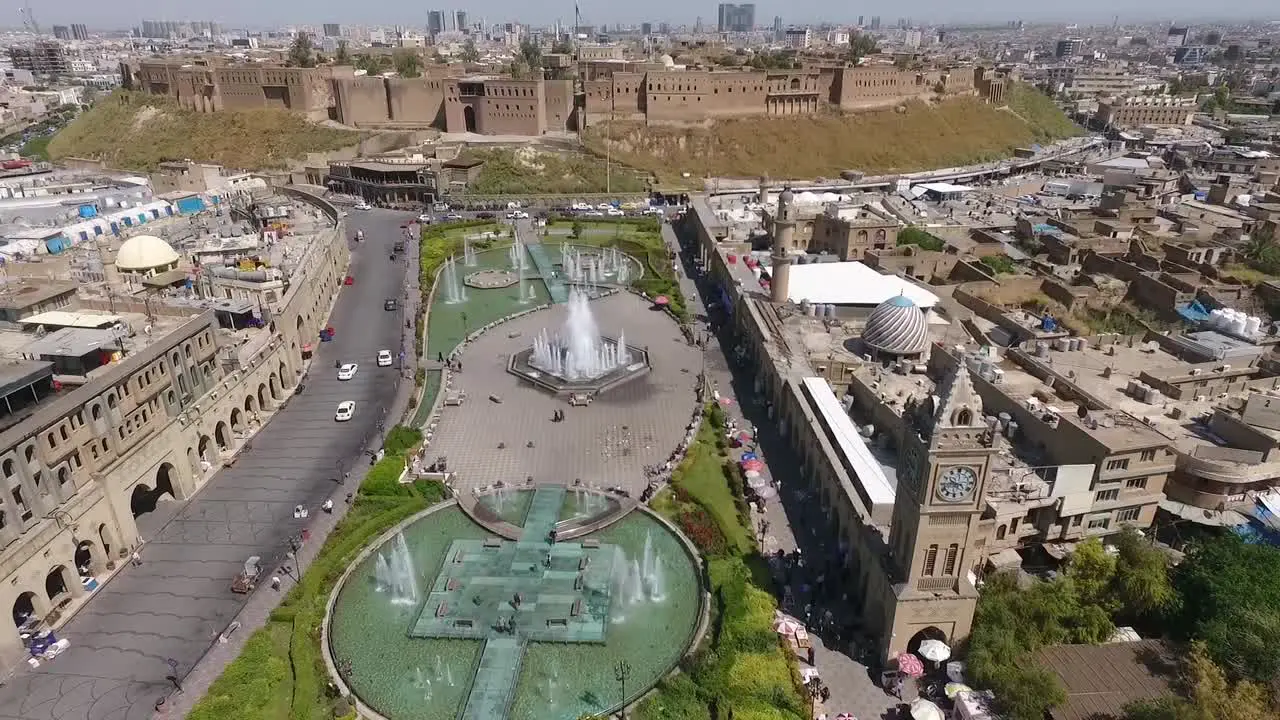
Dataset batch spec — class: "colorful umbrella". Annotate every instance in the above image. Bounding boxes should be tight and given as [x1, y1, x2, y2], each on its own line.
[654, 295, 670, 306]
[754, 485, 778, 500]
[773, 617, 803, 636]
[944, 683, 973, 699]
[747, 475, 770, 489]
[741, 459, 765, 471]
[835, 714, 855, 720]
[897, 653, 925, 677]
[909, 699, 944, 720]
[917, 639, 951, 663]
[741, 452, 758, 461]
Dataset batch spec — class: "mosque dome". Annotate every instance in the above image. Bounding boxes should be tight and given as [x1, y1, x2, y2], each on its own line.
[862, 294, 929, 355]
[116, 235, 180, 271]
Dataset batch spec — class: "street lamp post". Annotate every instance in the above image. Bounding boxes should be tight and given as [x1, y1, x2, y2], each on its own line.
[613, 660, 632, 719]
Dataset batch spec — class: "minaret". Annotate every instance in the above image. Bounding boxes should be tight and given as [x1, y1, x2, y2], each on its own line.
[770, 188, 797, 304]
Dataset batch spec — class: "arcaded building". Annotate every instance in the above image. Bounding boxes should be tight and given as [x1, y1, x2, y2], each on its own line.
[0, 189, 349, 670]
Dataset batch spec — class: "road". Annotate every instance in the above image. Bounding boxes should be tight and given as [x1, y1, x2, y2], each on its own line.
[0, 210, 413, 720]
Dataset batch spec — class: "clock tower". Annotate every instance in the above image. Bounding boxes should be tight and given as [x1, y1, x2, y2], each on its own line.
[878, 363, 995, 658]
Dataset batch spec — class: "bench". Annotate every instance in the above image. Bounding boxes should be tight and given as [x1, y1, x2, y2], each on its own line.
[574, 575, 584, 590]
[453, 551, 466, 563]
[484, 538, 503, 549]
[581, 539, 600, 549]
[571, 599, 583, 617]
[546, 618, 568, 627]
[578, 557, 590, 570]
[454, 619, 474, 628]
[446, 578, 461, 591]
[435, 602, 449, 617]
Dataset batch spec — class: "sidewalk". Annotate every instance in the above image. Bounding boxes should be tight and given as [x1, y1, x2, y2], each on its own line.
[662, 220, 898, 720]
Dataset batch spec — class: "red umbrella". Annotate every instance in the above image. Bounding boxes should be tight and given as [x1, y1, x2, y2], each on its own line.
[741, 459, 765, 472]
[897, 653, 925, 677]
[654, 296, 670, 306]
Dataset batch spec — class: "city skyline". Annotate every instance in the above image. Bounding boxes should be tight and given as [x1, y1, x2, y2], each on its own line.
[29, 4, 1280, 32]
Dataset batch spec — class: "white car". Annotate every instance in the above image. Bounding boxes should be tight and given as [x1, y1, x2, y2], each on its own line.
[596, 203, 612, 210]
[583, 210, 604, 217]
[354, 202, 372, 211]
[606, 208, 625, 217]
[377, 349, 394, 367]
[417, 213, 432, 223]
[506, 210, 529, 220]
[337, 363, 358, 380]
[334, 401, 356, 422]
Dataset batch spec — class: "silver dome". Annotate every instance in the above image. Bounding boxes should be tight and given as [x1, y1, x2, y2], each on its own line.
[862, 294, 929, 355]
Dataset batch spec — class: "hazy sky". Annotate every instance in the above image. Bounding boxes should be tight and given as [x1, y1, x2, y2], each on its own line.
[38, 1, 1279, 31]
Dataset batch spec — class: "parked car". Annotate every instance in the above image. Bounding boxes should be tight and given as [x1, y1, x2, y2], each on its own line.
[377, 349, 394, 367]
[606, 208, 625, 217]
[417, 213, 432, 223]
[354, 202, 372, 211]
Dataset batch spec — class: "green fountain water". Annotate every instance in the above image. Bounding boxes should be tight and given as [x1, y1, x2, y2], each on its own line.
[328, 490, 701, 720]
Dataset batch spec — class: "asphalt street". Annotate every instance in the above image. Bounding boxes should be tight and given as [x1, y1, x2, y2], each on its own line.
[0, 210, 413, 720]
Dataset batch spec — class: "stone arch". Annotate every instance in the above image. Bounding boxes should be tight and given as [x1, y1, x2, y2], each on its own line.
[906, 625, 948, 656]
[278, 361, 291, 390]
[215, 421, 231, 450]
[295, 316, 305, 357]
[56, 467, 70, 491]
[11, 590, 42, 629]
[45, 566, 71, 603]
[130, 463, 177, 517]
[244, 394, 257, 414]
[995, 524, 1007, 540]
[463, 105, 477, 133]
[2, 458, 13, 478]
[230, 408, 245, 433]
[74, 539, 102, 574]
[258, 383, 270, 410]
[97, 522, 115, 558]
[197, 435, 213, 463]
[875, 228, 887, 244]
[270, 373, 282, 399]
[187, 446, 200, 478]
[789, 77, 800, 91]
[953, 409, 973, 426]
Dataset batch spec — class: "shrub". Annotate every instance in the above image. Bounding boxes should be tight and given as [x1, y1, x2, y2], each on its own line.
[382, 425, 423, 455]
[677, 506, 728, 557]
[359, 456, 409, 496]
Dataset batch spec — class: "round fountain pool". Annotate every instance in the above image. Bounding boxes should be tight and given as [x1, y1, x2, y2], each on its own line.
[327, 492, 703, 720]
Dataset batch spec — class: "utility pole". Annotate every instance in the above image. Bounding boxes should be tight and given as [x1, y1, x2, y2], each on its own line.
[613, 660, 632, 718]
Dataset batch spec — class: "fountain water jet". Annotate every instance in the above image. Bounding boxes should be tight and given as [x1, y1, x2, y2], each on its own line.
[528, 288, 631, 381]
[373, 533, 419, 605]
[441, 257, 467, 304]
[463, 238, 478, 266]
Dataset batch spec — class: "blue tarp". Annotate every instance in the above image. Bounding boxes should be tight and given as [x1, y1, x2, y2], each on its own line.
[176, 196, 206, 214]
[44, 236, 71, 254]
[1177, 299, 1212, 324]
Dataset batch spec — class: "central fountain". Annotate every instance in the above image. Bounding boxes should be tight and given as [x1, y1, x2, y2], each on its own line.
[507, 287, 650, 395]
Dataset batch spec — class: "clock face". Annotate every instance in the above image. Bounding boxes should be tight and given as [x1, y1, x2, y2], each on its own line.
[936, 466, 978, 502]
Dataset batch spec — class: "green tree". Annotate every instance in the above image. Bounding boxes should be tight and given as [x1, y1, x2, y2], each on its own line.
[286, 33, 316, 68]
[1066, 537, 1118, 611]
[1111, 527, 1175, 619]
[393, 49, 423, 78]
[460, 38, 480, 63]
[570, 221, 584, 238]
[1172, 535, 1280, 683]
[519, 39, 543, 69]
[1124, 643, 1275, 720]
[334, 40, 351, 65]
[846, 33, 880, 64]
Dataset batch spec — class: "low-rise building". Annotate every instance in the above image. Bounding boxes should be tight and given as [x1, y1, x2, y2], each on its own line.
[1096, 96, 1196, 129]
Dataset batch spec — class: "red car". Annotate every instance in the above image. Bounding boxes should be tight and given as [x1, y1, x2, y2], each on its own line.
[344, 276, 354, 286]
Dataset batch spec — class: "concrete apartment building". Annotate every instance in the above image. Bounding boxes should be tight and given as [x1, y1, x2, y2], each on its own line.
[121, 57, 984, 136]
[1095, 96, 1196, 129]
[0, 187, 349, 670]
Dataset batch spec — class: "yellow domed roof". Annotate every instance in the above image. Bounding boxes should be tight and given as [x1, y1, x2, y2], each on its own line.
[116, 235, 179, 271]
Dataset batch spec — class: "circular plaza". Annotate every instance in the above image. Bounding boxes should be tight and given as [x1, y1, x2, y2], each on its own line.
[325, 237, 707, 720]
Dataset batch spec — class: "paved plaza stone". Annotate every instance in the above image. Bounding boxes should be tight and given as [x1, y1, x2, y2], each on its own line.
[0, 211, 414, 720]
[428, 291, 703, 498]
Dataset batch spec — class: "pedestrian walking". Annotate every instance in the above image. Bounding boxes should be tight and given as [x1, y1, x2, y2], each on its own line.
[271, 575, 281, 591]
[131, 550, 142, 566]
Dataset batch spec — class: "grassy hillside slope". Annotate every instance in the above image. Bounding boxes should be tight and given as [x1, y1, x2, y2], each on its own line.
[585, 86, 1081, 183]
[47, 91, 359, 171]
